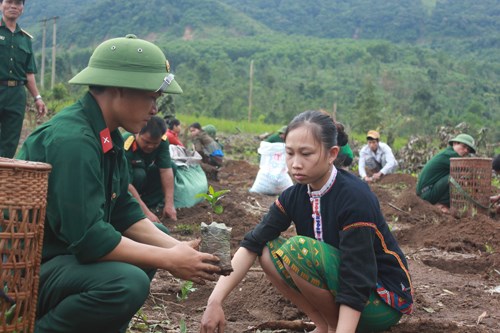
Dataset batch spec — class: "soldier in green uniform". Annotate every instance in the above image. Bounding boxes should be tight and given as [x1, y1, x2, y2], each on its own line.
[416, 133, 476, 213]
[17, 34, 220, 333]
[123, 116, 177, 223]
[0, 0, 47, 158]
[265, 125, 287, 143]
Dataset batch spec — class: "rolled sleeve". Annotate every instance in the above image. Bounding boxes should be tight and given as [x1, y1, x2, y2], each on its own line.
[358, 146, 368, 178]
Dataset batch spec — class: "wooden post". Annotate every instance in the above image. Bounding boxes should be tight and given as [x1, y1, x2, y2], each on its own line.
[39, 19, 47, 89]
[248, 60, 254, 123]
[332, 102, 337, 121]
[51, 16, 59, 90]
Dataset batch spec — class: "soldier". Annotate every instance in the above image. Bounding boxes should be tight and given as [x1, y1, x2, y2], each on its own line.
[17, 34, 220, 333]
[0, 0, 47, 158]
[124, 116, 177, 223]
[416, 133, 476, 213]
[265, 125, 287, 143]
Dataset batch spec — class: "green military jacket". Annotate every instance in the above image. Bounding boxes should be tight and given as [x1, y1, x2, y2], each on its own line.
[122, 132, 172, 175]
[0, 18, 37, 80]
[416, 146, 459, 195]
[17, 92, 145, 263]
[265, 133, 284, 143]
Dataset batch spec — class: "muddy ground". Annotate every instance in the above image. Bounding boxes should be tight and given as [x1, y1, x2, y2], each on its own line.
[128, 154, 500, 333]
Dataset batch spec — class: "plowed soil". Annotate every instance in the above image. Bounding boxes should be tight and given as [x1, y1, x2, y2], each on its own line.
[131, 159, 500, 333]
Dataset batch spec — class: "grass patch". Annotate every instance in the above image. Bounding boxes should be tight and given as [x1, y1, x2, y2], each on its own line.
[175, 114, 282, 135]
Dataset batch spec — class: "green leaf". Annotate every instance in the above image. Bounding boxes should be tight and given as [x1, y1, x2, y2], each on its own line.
[208, 185, 215, 196]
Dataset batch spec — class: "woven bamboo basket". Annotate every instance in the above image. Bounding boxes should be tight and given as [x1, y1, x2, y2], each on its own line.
[0, 158, 51, 333]
[450, 157, 492, 218]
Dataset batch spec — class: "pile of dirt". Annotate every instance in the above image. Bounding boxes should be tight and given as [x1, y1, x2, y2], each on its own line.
[131, 160, 500, 333]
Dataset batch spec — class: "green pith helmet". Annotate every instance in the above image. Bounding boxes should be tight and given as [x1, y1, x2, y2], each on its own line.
[278, 126, 287, 134]
[203, 124, 217, 139]
[448, 133, 476, 154]
[69, 34, 182, 94]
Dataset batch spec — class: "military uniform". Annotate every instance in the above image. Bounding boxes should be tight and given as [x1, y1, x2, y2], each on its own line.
[123, 132, 173, 209]
[416, 146, 459, 205]
[0, 18, 36, 158]
[18, 92, 172, 332]
[17, 33, 189, 333]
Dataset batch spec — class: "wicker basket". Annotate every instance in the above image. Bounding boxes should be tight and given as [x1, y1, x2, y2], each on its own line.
[0, 158, 51, 333]
[450, 157, 492, 218]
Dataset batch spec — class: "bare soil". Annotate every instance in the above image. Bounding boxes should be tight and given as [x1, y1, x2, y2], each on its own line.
[130, 160, 500, 333]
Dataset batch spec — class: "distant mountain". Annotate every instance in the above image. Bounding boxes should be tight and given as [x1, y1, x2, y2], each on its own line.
[18, 0, 500, 60]
[20, 0, 271, 49]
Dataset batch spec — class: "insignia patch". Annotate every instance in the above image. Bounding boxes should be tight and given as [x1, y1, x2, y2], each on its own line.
[100, 128, 113, 153]
[165, 60, 170, 72]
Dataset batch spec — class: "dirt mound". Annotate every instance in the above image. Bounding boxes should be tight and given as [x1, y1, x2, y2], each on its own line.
[132, 160, 500, 333]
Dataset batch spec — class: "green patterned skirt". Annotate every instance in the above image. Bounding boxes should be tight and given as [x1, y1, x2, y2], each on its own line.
[267, 236, 402, 333]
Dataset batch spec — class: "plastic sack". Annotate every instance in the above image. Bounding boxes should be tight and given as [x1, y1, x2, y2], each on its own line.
[249, 141, 293, 195]
[174, 164, 208, 208]
[169, 144, 202, 167]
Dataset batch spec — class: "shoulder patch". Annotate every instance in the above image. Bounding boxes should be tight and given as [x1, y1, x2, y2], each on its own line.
[162, 134, 168, 141]
[20, 29, 33, 39]
[124, 135, 136, 151]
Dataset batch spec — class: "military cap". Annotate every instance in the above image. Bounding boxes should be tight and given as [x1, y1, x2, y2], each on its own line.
[69, 34, 182, 94]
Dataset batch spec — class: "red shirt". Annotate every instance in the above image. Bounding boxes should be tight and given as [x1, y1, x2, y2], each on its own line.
[165, 129, 184, 147]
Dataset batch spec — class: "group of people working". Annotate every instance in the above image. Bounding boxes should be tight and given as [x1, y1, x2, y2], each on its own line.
[4, 30, 413, 332]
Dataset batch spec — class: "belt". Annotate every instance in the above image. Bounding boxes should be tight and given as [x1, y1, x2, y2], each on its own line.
[0, 80, 26, 87]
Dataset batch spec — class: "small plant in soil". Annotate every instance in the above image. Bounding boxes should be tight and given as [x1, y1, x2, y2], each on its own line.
[176, 280, 197, 302]
[195, 185, 230, 218]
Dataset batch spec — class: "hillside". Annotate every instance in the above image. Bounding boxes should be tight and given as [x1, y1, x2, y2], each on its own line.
[20, 0, 500, 60]
[14, 0, 500, 144]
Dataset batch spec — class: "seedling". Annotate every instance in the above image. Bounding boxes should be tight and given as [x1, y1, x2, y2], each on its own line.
[195, 185, 230, 215]
[484, 243, 494, 254]
[177, 280, 196, 302]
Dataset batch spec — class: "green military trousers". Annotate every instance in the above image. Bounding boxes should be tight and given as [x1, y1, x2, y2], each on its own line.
[131, 165, 163, 209]
[0, 86, 26, 158]
[420, 175, 450, 206]
[35, 223, 169, 333]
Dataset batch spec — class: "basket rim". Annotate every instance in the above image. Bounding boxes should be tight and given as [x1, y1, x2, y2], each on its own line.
[450, 157, 492, 161]
[0, 158, 52, 171]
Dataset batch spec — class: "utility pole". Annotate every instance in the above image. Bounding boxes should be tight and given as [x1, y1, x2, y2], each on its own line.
[39, 18, 49, 89]
[248, 60, 254, 123]
[51, 16, 59, 90]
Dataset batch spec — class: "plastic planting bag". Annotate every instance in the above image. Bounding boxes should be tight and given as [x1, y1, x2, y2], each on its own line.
[250, 142, 293, 195]
[170, 145, 208, 208]
[173, 165, 208, 208]
[200, 222, 233, 275]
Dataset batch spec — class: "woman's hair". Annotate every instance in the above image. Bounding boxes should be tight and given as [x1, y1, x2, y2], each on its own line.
[139, 116, 166, 139]
[285, 110, 338, 152]
[335, 122, 349, 147]
[167, 118, 181, 130]
[189, 122, 202, 130]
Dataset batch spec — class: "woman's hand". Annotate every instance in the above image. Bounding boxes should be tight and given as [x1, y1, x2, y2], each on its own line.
[200, 301, 226, 333]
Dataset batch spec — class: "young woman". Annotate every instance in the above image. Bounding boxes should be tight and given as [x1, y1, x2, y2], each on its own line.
[200, 110, 413, 333]
[165, 118, 184, 147]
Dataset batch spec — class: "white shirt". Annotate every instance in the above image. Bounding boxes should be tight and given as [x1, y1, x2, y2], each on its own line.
[358, 142, 398, 178]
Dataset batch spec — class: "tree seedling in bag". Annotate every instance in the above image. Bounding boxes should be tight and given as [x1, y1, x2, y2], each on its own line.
[195, 186, 233, 275]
